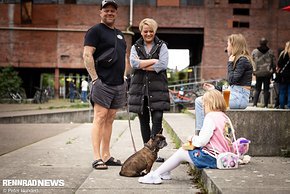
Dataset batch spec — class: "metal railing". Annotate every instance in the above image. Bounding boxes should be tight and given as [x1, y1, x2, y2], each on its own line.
[168, 79, 278, 111]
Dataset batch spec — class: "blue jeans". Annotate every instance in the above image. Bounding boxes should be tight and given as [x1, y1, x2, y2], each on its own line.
[229, 85, 250, 109]
[81, 91, 87, 102]
[195, 96, 204, 131]
[195, 86, 250, 131]
[279, 83, 290, 109]
[69, 90, 75, 102]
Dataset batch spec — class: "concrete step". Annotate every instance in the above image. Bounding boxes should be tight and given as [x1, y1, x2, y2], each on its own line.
[187, 107, 290, 156]
[163, 113, 196, 144]
[162, 112, 290, 194]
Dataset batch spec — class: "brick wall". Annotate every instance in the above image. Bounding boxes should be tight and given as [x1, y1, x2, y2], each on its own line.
[0, 1, 289, 82]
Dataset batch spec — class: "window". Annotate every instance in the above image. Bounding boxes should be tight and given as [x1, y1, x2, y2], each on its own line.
[279, 0, 290, 8]
[1, 0, 58, 3]
[0, 0, 20, 3]
[21, 0, 32, 24]
[233, 8, 250, 15]
[180, 0, 204, 6]
[34, 0, 58, 3]
[64, 0, 75, 3]
[233, 21, 249, 28]
[229, 0, 251, 4]
[77, 0, 129, 6]
[134, 0, 156, 6]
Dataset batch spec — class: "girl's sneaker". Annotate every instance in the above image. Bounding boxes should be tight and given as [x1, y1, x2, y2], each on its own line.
[160, 172, 171, 180]
[138, 172, 162, 184]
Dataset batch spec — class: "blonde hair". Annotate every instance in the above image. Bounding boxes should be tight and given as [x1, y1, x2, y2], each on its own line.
[139, 18, 158, 33]
[203, 90, 227, 112]
[228, 34, 254, 68]
[279, 41, 290, 58]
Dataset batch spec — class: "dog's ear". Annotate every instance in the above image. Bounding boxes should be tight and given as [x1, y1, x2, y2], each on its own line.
[158, 128, 163, 134]
[150, 134, 156, 140]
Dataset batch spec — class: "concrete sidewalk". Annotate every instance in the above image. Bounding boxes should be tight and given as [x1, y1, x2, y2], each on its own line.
[0, 112, 199, 193]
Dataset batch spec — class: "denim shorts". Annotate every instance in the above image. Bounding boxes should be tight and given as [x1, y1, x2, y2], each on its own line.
[188, 148, 217, 169]
[229, 85, 250, 109]
[90, 78, 126, 109]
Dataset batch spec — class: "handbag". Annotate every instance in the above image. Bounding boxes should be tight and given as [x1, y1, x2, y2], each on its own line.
[211, 116, 240, 169]
[95, 29, 118, 69]
[216, 152, 239, 169]
[275, 60, 290, 83]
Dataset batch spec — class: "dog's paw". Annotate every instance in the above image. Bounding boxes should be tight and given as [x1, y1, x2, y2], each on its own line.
[140, 171, 146, 176]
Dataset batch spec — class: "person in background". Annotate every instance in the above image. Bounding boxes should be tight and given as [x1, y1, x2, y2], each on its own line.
[252, 37, 276, 108]
[128, 18, 170, 162]
[273, 48, 285, 108]
[81, 78, 89, 103]
[194, 34, 253, 135]
[69, 80, 76, 103]
[83, 0, 127, 170]
[276, 41, 290, 109]
[138, 90, 231, 184]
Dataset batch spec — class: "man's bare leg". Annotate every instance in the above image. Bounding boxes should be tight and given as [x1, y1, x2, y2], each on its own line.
[102, 108, 118, 162]
[91, 103, 109, 160]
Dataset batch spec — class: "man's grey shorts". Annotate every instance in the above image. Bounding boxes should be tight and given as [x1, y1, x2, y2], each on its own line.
[90, 78, 126, 109]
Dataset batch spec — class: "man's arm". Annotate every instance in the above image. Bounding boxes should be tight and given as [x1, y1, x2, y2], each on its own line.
[83, 46, 98, 82]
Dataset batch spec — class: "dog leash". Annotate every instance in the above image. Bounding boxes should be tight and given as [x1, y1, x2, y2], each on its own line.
[125, 79, 137, 153]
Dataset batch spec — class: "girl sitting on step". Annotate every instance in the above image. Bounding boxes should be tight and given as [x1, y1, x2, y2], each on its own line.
[138, 89, 233, 184]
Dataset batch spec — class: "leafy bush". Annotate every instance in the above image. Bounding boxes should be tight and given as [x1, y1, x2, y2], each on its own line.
[0, 66, 23, 98]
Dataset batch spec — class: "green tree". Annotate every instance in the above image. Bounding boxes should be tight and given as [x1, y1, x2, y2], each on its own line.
[178, 71, 187, 81]
[0, 66, 23, 98]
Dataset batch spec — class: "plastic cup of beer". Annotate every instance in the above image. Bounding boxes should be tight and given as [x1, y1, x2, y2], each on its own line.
[222, 86, 230, 108]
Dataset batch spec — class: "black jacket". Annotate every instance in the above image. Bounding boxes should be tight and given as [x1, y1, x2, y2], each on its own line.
[277, 52, 290, 84]
[128, 37, 170, 113]
[227, 56, 253, 87]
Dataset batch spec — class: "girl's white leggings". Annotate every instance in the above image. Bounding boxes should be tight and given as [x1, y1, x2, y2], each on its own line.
[154, 148, 193, 176]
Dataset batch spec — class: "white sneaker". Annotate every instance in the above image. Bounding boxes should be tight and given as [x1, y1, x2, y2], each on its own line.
[160, 172, 172, 180]
[138, 172, 162, 184]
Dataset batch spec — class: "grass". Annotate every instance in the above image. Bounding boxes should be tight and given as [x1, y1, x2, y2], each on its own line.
[33, 99, 91, 110]
[66, 137, 78, 144]
[162, 119, 181, 149]
[188, 167, 208, 194]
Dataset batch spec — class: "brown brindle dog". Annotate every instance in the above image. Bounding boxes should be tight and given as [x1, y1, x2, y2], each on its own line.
[119, 134, 167, 177]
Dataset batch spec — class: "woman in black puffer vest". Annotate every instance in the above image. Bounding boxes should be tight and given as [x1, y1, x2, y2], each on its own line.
[128, 18, 170, 159]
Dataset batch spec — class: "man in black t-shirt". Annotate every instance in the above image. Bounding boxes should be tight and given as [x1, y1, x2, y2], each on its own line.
[83, 0, 126, 170]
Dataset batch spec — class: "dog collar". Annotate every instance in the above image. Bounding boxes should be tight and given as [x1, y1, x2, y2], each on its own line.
[144, 143, 157, 153]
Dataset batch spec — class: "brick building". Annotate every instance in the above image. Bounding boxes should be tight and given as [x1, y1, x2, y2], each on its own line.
[0, 0, 289, 98]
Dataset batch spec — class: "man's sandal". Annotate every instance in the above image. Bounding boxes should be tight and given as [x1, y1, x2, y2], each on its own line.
[104, 157, 122, 166]
[92, 159, 108, 170]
